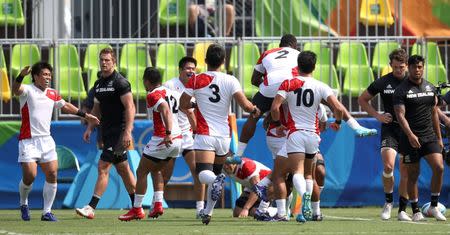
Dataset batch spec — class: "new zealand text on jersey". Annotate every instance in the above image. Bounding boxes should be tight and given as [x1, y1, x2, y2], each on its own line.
[96, 87, 115, 93]
[406, 91, 434, 98]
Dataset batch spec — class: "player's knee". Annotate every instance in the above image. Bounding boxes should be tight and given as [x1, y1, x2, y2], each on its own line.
[432, 163, 444, 175]
[383, 170, 394, 178]
[213, 164, 223, 175]
[45, 170, 57, 183]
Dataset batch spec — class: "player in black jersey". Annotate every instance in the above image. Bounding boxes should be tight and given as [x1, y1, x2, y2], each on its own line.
[358, 49, 410, 221]
[76, 48, 136, 220]
[393, 55, 445, 222]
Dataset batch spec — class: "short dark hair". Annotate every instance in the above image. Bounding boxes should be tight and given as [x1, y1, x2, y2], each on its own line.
[99, 47, 116, 62]
[205, 44, 225, 69]
[143, 67, 162, 85]
[179, 56, 197, 69]
[31, 61, 53, 82]
[408, 54, 425, 66]
[389, 48, 408, 63]
[279, 34, 297, 48]
[297, 51, 317, 74]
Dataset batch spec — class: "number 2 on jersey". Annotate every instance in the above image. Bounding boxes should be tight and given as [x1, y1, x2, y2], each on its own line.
[274, 50, 289, 59]
[294, 88, 314, 107]
[164, 95, 178, 113]
[209, 84, 221, 103]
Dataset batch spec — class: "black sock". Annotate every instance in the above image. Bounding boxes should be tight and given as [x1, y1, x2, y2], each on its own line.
[129, 193, 135, 206]
[385, 193, 393, 203]
[398, 196, 408, 213]
[411, 201, 420, 214]
[88, 195, 100, 209]
[431, 194, 439, 207]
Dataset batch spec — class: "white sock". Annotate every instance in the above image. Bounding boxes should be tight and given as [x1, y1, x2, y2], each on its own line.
[257, 200, 270, 212]
[196, 201, 204, 214]
[198, 170, 216, 184]
[319, 186, 324, 193]
[346, 117, 362, 130]
[236, 142, 247, 157]
[312, 201, 321, 216]
[204, 184, 217, 215]
[154, 191, 164, 203]
[305, 179, 314, 194]
[19, 180, 32, 206]
[276, 199, 286, 217]
[42, 182, 57, 214]
[286, 193, 293, 212]
[292, 173, 306, 197]
[258, 177, 272, 187]
[134, 194, 145, 208]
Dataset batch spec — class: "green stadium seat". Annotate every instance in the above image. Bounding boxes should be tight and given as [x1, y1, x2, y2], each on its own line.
[425, 65, 447, 86]
[0, 0, 25, 26]
[313, 64, 340, 94]
[303, 42, 332, 65]
[11, 44, 41, 84]
[158, 0, 187, 26]
[266, 42, 279, 51]
[229, 42, 261, 98]
[0, 46, 5, 69]
[83, 43, 112, 73]
[156, 43, 186, 82]
[371, 41, 400, 76]
[343, 66, 374, 97]
[337, 42, 369, 76]
[50, 44, 86, 100]
[1, 68, 11, 102]
[411, 42, 443, 66]
[119, 43, 152, 98]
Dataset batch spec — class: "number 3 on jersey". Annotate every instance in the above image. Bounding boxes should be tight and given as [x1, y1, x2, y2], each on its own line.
[164, 95, 178, 113]
[209, 84, 221, 103]
[294, 88, 314, 107]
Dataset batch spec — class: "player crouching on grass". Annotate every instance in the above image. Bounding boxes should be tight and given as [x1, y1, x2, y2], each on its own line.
[118, 68, 183, 221]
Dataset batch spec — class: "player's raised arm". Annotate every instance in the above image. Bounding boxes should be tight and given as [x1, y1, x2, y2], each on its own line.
[12, 66, 31, 96]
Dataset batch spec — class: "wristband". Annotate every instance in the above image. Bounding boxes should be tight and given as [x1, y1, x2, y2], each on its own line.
[76, 110, 87, 118]
[334, 119, 342, 125]
[272, 120, 282, 127]
[165, 130, 172, 135]
[250, 107, 257, 114]
[15, 75, 24, 83]
[191, 101, 197, 108]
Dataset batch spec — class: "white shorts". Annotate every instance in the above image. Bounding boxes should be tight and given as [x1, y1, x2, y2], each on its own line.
[286, 130, 321, 155]
[18, 136, 57, 163]
[181, 131, 194, 150]
[142, 136, 182, 160]
[193, 135, 231, 156]
[266, 136, 287, 159]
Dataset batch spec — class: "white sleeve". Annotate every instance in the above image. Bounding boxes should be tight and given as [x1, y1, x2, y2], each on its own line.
[318, 104, 328, 122]
[54, 99, 66, 109]
[150, 98, 165, 112]
[230, 76, 243, 95]
[254, 63, 266, 74]
[20, 84, 30, 97]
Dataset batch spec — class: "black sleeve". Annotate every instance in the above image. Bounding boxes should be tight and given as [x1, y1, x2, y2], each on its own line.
[83, 88, 95, 110]
[393, 86, 405, 106]
[366, 79, 382, 96]
[115, 77, 132, 97]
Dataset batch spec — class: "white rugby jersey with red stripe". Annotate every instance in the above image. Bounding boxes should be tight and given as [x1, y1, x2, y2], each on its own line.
[254, 47, 300, 98]
[277, 76, 334, 135]
[146, 86, 181, 138]
[227, 157, 271, 189]
[164, 77, 193, 133]
[184, 71, 241, 137]
[19, 84, 66, 140]
[266, 103, 289, 138]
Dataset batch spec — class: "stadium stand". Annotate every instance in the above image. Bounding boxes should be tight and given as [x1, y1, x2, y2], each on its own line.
[313, 64, 341, 94]
[83, 43, 112, 88]
[229, 42, 260, 98]
[0, 0, 25, 26]
[0, 68, 11, 102]
[343, 65, 375, 97]
[192, 42, 225, 73]
[156, 43, 186, 82]
[371, 41, 400, 76]
[303, 42, 333, 65]
[411, 41, 444, 66]
[337, 42, 370, 76]
[425, 65, 448, 85]
[10, 44, 41, 84]
[119, 43, 152, 98]
[158, 0, 188, 26]
[359, 0, 394, 26]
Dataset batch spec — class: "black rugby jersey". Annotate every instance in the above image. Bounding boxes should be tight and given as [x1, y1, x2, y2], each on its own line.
[393, 78, 437, 139]
[367, 72, 406, 123]
[93, 71, 131, 134]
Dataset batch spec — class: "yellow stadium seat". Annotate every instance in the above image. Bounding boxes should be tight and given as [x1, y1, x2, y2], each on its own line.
[359, 0, 394, 26]
[192, 42, 225, 73]
[381, 66, 392, 77]
[1, 68, 11, 102]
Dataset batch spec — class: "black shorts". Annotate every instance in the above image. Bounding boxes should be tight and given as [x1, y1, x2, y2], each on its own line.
[101, 131, 128, 164]
[400, 136, 442, 164]
[380, 124, 402, 151]
[252, 92, 274, 114]
[235, 191, 261, 209]
[142, 153, 172, 163]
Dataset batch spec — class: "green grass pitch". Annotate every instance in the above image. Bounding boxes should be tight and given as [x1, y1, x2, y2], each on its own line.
[0, 208, 449, 234]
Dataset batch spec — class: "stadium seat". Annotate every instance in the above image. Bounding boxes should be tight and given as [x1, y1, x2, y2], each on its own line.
[83, 43, 112, 83]
[425, 65, 448, 86]
[56, 145, 80, 184]
[156, 43, 186, 82]
[303, 42, 332, 65]
[343, 66, 375, 97]
[313, 64, 340, 94]
[371, 41, 400, 76]
[381, 65, 392, 77]
[0, 46, 5, 69]
[11, 44, 41, 84]
[411, 42, 443, 66]
[0, 0, 25, 26]
[265, 42, 279, 51]
[50, 44, 86, 100]
[192, 42, 225, 73]
[158, 0, 187, 26]
[359, 0, 394, 26]
[119, 43, 152, 98]
[229, 42, 260, 98]
[1, 68, 11, 102]
[337, 42, 369, 76]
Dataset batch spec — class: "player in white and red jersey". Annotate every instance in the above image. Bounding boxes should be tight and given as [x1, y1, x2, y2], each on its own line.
[119, 68, 182, 221]
[180, 44, 260, 225]
[223, 157, 273, 218]
[270, 51, 345, 223]
[12, 62, 99, 222]
[147, 56, 205, 219]
[236, 34, 300, 161]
